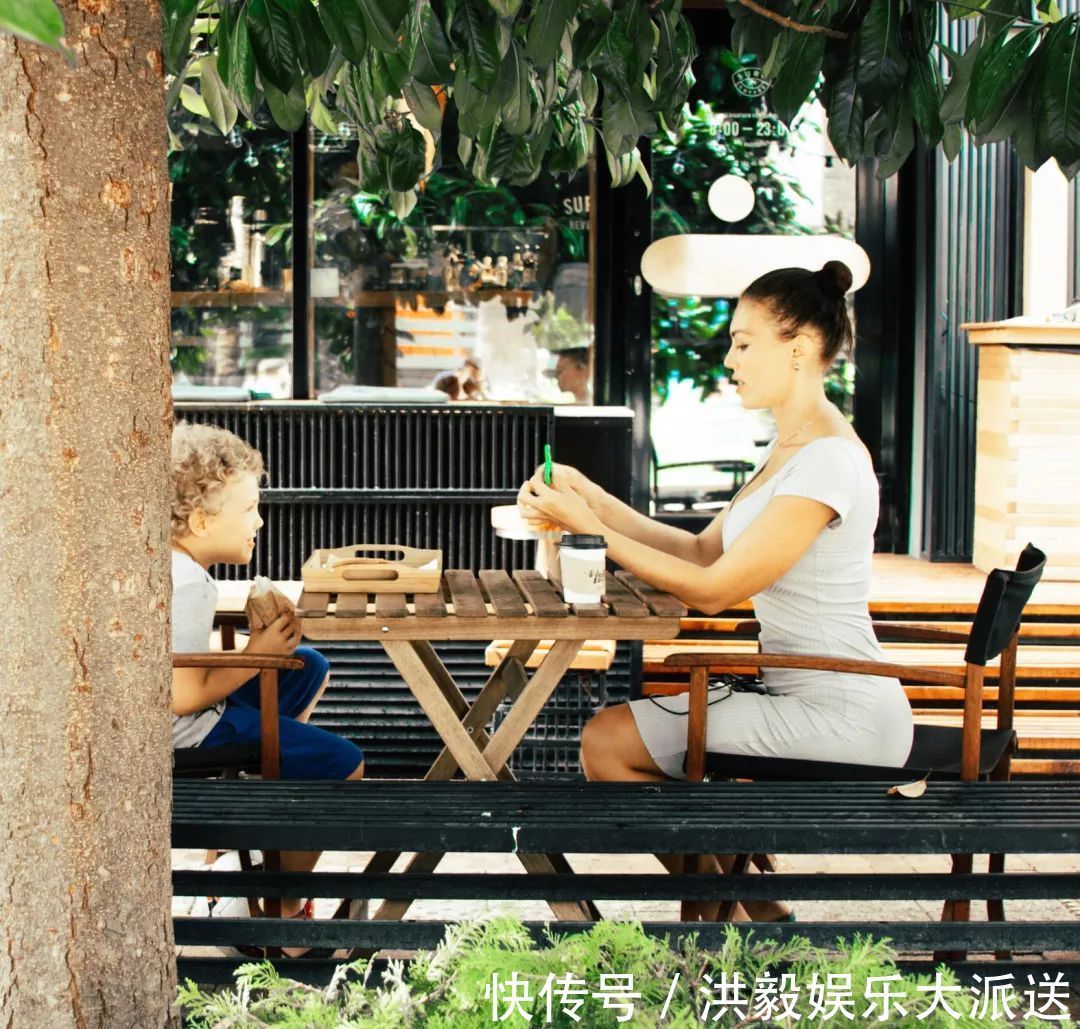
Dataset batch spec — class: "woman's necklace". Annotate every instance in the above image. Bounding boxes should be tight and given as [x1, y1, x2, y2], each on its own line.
[776, 414, 823, 448]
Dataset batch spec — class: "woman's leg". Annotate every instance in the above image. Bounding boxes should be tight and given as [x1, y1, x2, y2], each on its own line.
[580, 705, 789, 922]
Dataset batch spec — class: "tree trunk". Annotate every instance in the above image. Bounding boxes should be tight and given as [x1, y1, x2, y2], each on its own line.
[0, 2, 175, 1025]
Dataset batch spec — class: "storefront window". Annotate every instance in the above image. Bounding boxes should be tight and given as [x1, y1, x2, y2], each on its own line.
[169, 121, 294, 398]
[310, 130, 593, 403]
[649, 46, 857, 516]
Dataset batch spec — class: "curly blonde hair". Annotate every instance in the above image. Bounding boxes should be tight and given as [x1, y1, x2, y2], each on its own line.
[171, 422, 265, 539]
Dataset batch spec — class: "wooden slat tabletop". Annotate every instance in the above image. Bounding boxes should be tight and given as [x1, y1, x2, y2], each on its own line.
[299, 569, 684, 642]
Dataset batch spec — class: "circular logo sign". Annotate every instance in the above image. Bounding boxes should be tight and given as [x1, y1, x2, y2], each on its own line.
[733, 67, 770, 98]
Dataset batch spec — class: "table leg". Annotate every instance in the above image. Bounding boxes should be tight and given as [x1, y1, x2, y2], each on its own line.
[382, 640, 498, 782]
[367, 637, 596, 923]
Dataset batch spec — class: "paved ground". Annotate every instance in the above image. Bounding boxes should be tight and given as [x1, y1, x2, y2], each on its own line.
[173, 847, 1080, 964]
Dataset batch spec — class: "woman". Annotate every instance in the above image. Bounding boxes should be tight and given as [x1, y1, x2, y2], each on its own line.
[519, 261, 914, 920]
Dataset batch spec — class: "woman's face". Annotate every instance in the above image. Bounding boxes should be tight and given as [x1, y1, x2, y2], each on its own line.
[724, 297, 805, 409]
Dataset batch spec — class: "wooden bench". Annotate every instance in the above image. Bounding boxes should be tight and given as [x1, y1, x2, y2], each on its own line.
[172, 778, 1080, 984]
[644, 617, 1080, 776]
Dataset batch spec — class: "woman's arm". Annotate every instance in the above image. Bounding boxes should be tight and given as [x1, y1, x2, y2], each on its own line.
[520, 463, 723, 566]
[522, 481, 836, 614]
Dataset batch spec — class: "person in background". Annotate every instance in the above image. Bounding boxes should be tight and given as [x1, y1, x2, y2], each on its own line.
[460, 356, 488, 399]
[432, 371, 461, 400]
[554, 347, 592, 404]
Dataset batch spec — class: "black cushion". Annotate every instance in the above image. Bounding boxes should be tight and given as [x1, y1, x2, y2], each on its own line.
[173, 743, 261, 777]
[699, 724, 1017, 782]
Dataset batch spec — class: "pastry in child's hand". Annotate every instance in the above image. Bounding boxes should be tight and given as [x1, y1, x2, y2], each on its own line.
[244, 575, 296, 632]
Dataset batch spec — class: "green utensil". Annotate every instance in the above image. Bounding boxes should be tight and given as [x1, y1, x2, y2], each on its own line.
[544, 443, 553, 485]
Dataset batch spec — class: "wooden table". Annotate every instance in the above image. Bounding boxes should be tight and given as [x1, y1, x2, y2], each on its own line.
[298, 567, 684, 921]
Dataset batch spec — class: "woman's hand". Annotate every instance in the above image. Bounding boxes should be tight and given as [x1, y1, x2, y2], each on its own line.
[518, 474, 604, 536]
[247, 612, 301, 656]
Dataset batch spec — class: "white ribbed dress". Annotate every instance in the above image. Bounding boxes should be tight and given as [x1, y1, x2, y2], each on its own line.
[628, 436, 914, 779]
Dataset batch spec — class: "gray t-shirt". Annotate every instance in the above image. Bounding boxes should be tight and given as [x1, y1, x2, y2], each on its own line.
[171, 550, 225, 747]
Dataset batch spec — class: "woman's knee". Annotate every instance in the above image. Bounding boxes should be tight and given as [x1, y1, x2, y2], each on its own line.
[581, 705, 641, 774]
[295, 645, 329, 681]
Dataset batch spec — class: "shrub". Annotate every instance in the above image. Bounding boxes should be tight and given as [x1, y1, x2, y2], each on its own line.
[178, 918, 1075, 1027]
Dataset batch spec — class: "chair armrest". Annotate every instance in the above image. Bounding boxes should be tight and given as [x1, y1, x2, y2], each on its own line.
[872, 622, 972, 644]
[662, 650, 965, 689]
[172, 653, 304, 671]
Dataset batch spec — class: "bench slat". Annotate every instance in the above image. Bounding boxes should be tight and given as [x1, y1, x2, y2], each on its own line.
[478, 570, 529, 618]
[444, 570, 488, 618]
[512, 570, 568, 618]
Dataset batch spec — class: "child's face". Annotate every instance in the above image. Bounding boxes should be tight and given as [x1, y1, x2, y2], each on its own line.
[202, 472, 264, 564]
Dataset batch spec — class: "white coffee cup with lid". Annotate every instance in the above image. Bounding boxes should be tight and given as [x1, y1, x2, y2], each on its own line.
[557, 533, 607, 605]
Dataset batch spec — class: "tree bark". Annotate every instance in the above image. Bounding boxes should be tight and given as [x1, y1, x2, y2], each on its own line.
[0, 2, 175, 1026]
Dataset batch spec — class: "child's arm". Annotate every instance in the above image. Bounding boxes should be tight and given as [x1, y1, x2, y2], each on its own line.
[172, 613, 301, 716]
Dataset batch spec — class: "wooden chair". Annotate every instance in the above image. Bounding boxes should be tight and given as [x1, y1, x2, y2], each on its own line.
[666, 543, 1046, 950]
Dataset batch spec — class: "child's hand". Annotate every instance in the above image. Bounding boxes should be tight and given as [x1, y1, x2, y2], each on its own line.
[248, 612, 301, 655]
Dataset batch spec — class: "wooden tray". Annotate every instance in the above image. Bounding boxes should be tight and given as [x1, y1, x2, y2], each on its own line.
[301, 544, 443, 594]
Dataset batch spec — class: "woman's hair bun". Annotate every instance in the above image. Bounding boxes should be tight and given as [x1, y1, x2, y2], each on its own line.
[816, 260, 852, 300]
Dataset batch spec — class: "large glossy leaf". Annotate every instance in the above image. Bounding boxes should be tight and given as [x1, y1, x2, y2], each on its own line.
[380, 123, 426, 191]
[0, 0, 65, 50]
[318, 0, 367, 64]
[826, 46, 865, 160]
[164, 0, 199, 74]
[856, 0, 908, 104]
[876, 99, 914, 178]
[200, 54, 239, 135]
[966, 26, 1039, 136]
[401, 78, 443, 134]
[224, 4, 259, 119]
[524, 0, 574, 66]
[246, 0, 297, 92]
[940, 32, 982, 126]
[455, 66, 503, 138]
[410, 2, 453, 85]
[452, 0, 501, 91]
[295, 0, 331, 78]
[908, 53, 943, 147]
[498, 38, 531, 136]
[216, 2, 237, 84]
[1036, 16, 1080, 165]
[358, 0, 407, 55]
[264, 75, 306, 130]
[601, 85, 655, 157]
[654, 9, 696, 114]
[770, 26, 825, 125]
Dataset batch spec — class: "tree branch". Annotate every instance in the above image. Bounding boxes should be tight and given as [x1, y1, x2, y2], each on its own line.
[732, 0, 849, 39]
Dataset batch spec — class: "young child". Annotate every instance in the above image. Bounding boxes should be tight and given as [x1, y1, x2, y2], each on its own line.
[170, 421, 365, 941]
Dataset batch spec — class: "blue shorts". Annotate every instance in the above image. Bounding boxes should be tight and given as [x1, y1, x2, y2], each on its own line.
[199, 646, 364, 780]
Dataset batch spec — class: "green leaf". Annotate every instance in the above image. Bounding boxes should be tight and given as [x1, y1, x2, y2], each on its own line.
[826, 46, 865, 160]
[246, 0, 297, 92]
[498, 38, 531, 136]
[486, 0, 523, 15]
[940, 32, 983, 126]
[401, 77, 443, 134]
[224, 4, 259, 119]
[908, 54, 943, 147]
[380, 123, 426, 191]
[452, 0, 501, 91]
[524, 0, 574, 66]
[179, 83, 211, 119]
[295, 0, 331, 77]
[216, 1, 237, 84]
[200, 54, 239, 135]
[966, 26, 1039, 136]
[318, 0, 367, 64]
[164, 0, 199, 75]
[455, 65, 502, 138]
[856, 0, 909, 104]
[358, 0, 407, 55]
[653, 9, 696, 114]
[0, 0, 65, 50]
[876, 100, 914, 178]
[264, 75, 307, 130]
[601, 85, 655, 157]
[942, 122, 963, 161]
[410, 2, 452, 84]
[1036, 17, 1080, 165]
[770, 28, 825, 125]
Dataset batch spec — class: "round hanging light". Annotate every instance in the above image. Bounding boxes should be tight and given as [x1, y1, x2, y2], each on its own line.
[707, 175, 756, 222]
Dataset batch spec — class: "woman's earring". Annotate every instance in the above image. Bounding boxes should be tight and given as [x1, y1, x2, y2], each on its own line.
[793, 356, 801, 371]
